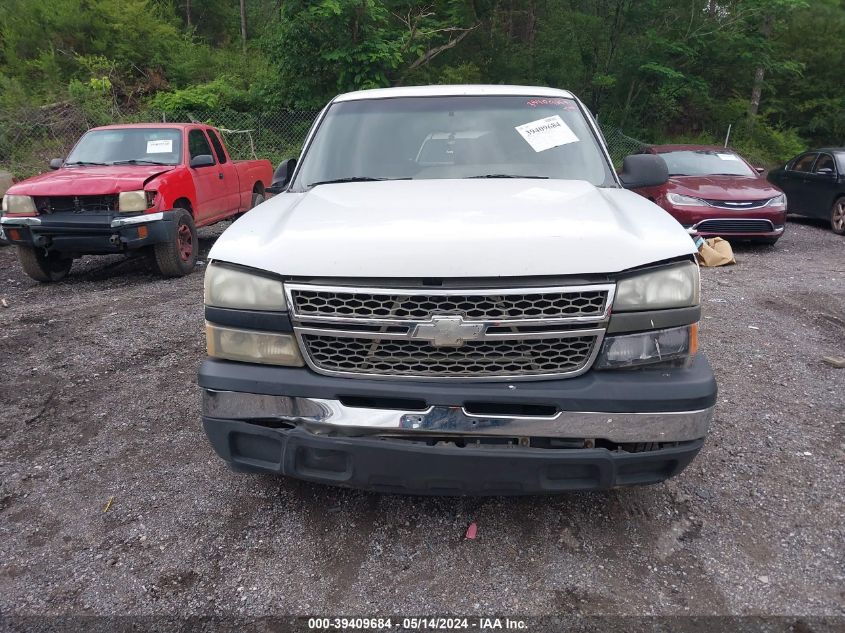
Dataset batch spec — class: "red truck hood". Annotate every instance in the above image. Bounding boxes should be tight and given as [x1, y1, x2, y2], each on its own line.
[7, 165, 176, 196]
[667, 175, 782, 201]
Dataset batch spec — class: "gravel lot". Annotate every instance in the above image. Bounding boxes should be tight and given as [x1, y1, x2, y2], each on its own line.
[0, 217, 843, 624]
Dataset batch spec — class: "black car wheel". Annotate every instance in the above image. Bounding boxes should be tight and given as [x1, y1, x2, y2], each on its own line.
[831, 197, 845, 235]
[17, 246, 73, 282]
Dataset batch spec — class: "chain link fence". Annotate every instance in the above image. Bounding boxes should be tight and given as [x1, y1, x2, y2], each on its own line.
[0, 106, 647, 178]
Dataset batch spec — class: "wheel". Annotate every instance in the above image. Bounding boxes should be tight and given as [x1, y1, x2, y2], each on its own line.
[17, 246, 73, 282]
[152, 208, 197, 277]
[251, 191, 265, 209]
[831, 197, 845, 235]
[756, 237, 780, 245]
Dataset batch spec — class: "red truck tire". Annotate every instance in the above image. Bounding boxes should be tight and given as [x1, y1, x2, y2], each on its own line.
[152, 209, 197, 277]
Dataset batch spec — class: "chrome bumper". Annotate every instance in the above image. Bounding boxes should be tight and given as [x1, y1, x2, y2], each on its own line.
[0, 213, 166, 228]
[202, 389, 713, 443]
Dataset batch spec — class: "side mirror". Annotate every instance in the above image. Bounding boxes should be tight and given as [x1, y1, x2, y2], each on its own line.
[266, 158, 297, 194]
[190, 154, 215, 168]
[49, 158, 64, 170]
[618, 154, 668, 189]
[754, 166, 765, 174]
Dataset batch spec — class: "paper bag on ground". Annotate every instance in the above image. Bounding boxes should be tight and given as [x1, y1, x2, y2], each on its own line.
[697, 237, 736, 267]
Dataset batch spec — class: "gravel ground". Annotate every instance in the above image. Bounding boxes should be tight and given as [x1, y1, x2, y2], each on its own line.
[0, 217, 843, 624]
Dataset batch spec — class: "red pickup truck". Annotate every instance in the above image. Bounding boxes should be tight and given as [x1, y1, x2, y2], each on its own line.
[0, 123, 272, 281]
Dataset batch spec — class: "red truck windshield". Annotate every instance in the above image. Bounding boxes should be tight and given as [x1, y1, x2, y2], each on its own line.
[65, 128, 183, 166]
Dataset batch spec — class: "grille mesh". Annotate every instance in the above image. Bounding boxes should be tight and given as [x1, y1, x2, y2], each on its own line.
[302, 334, 597, 377]
[696, 219, 774, 233]
[34, 195, 117, 214]
[291, 289, 608, 321]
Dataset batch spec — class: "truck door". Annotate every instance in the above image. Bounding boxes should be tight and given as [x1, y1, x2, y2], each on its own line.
[187, 129, 227, 223]
[207, 129, 241, 212]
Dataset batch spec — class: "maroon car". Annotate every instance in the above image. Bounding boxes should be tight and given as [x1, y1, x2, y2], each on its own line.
[633, 144, 787, 244]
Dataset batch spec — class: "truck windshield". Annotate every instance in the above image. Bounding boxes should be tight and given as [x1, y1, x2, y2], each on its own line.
[658, 150, 755, 177]
[65, 128, 183, 166]
[293, 96, 615, 189]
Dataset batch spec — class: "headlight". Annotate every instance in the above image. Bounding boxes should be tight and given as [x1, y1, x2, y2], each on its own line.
[666, 193, 707, 206]
[206, 323, 303, 366]
[766, 193, 786, 208]
[614, 262, 700, 311]
[2, 195, 37, 215]
[118, 190, 149, 213]
[595, 324, 698, 369]
[204, 262, 287, 311]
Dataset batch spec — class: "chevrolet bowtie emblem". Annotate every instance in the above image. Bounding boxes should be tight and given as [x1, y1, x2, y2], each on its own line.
[412, 315, 485, 347]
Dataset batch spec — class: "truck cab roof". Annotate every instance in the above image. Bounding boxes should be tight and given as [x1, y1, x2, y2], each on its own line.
[334, 85, 575, 102]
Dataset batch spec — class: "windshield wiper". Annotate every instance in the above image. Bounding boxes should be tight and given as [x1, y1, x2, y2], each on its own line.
[111, 159, 172, 166]
[307, 177, 411, 187]
[65, 161, 108, 166]
[466, 174, 549, 179]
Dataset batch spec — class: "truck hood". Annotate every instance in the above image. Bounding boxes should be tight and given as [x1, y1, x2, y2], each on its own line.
[7, 165, 176, 196]
[667, 175, 782, 200]
[209, 179, 696, 278]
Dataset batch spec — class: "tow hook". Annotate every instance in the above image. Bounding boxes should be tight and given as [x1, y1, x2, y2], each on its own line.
[109, 234, 121, 247]
[33, 234, 50, 248]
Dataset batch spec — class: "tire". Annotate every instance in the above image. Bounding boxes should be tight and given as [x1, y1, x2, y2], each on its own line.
[757, 237, 780, 245]
[152, 208, 197, 277]
[251, 191, 265, 209]
[17, 246, 73, 282]
[831, 196, 845, 235]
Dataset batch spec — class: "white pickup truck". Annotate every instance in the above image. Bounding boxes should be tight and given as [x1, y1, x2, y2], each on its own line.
[198, 85, 717, 494]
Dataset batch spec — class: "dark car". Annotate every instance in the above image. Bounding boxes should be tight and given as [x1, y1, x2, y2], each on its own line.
[633, 145, 787, 244]
[767, 148, 845, 235]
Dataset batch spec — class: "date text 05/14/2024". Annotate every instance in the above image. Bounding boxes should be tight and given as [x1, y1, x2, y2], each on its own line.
[307, 617, 529, 630]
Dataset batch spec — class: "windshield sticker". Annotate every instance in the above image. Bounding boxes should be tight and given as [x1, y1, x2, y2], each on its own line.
[147, 139, 173, 154]
[515, 116, 579, 152]
[526, 98, 576, 110]
[716, 153, 739, 161]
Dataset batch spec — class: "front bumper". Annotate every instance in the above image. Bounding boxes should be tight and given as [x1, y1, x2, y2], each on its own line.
[0, 211, 174, 255]
[203, 420, 704, 494]
[198, 354, 717, 494]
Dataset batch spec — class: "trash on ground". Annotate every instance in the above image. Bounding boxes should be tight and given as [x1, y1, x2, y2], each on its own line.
[695, 236, 736, 267]
[0, 298, 8, 308]
[821, 356, 845, 368]
[465, 522, 478, 540]
[103, 496, 115, 513]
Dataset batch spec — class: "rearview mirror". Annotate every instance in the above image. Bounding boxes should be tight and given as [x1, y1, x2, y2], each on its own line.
[618, 154, 668, 189]
[266, 158, 297, 195]
[49, 158, 64, 170]
[190, 154, 215, 168]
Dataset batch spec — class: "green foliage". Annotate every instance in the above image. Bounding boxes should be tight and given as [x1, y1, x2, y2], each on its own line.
[150, 77, 253, 112]
[1, 0, 844, 173]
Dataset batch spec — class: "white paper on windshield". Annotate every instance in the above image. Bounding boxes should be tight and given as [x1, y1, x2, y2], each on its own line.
[147, 139, 173, 154]
[515, 116, 579, 152]
[716, 153, 739, 161]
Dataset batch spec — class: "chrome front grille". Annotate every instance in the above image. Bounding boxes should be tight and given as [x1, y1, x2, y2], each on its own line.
[302, 333, 598, 378]
[290, 288, 609, 321]
[702, 198, 771, 210]
[287, 283, 614, 380]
